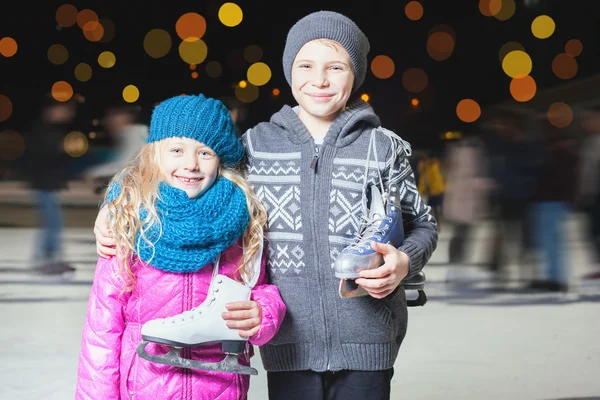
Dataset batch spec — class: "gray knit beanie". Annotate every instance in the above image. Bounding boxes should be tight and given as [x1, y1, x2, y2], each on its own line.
[282, 11, 371, 92]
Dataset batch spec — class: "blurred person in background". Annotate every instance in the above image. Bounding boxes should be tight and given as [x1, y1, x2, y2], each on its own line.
[576, 105, 600, 280]
[23, 95, 77, 274]
[82, 102, 148, 194]
[443, 135, 494, 283]
[483, 108, 543, 285]
[418, 152, 445, 227]
[528, 118, 579, 292]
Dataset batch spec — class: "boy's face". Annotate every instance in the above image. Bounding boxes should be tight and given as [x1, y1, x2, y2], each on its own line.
[291, 40, 354, 122]
[158, 137, 220, 198]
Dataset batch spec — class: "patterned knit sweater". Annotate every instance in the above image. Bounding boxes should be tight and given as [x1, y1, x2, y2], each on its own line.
[242, 100, 438, 372]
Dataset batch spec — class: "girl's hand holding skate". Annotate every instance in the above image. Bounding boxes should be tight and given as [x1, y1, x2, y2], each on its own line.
[222, 301, 263, 338]
[94, 204, 116, 258]
[354, 241, 409, 299]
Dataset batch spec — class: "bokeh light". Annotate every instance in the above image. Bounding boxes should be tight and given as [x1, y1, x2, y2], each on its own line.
[47, 44, 69, 65]
[179, 38, 208, 65]
[122, 85, 140, 103]
[56, 4, 78, 27]
[479, 0, 502, 16]
[499, 41, 525, 63]
[219, 3, 243, 27]
[531, 15, 555, 39]
[176, 13, 206, 41]
[548, 102, 573, 128]
[565, 39, 582, 57]
[494, 0, 516, 21]
[456, 99, 481, 123]
[411, 98, 420, 107]
[191, 71, 199, 79]
[272, 88, 280, 96]
[247, 62, 272, 86]
[83, 21, 104, 42]
[190, 64, 197, 70]
[509, 75, 537, 102]
[238, 80, 247, 89]
[244, 45, 263, 63]
[74, 63, 92, 82]
[0, 37, 18, 57]
[402, 68, 428, 92]
[361, 93, 370, 102]
[405, 1, 424, 21]
[426, 31, 455, 61]
[235, 81, 259, 103]
[0, 130, 25, 161]
[552, 53, 578, 80]
[99, 19, 116, 43]
[64, 131, 88, 157]
[144, 29, 172, 59]
[370, 55, 395, 79]
[98, 51, 116, 68]
[502, 50, 532, 78]
[0, 95, 13, 121]
[51, 81, 74, 102]
[76, 9, 98, 30]
[205, 61, 223, 78]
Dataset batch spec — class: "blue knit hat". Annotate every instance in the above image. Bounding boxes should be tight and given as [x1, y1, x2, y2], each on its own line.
[282, 11, 371, 92]
[148, 94, 244, 167]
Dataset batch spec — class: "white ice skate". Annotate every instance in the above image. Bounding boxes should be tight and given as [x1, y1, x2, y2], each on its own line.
[136, 242, 262, 375]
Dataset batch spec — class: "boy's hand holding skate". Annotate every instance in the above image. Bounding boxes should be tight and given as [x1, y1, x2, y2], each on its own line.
[354, 241, 409, 299]
[222, 301, 263, 338]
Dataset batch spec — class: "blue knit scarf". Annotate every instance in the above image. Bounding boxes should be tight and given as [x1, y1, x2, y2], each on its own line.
[109, 178, 249, 273]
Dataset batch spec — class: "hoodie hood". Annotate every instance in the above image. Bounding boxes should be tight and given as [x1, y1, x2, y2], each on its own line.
[269, 100, 381, 147]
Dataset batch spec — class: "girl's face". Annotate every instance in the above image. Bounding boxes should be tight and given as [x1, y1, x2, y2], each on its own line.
[159, 137, 220, 198]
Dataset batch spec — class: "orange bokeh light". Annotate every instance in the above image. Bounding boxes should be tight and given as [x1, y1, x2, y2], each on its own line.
[51, 81, 74, 102]
[272, 88, 280, 96]
[552, 53, 578, 80]
[509, 75, 537, 102]
[405, 1, 424, 21]
[479, 0, 502, 16]
[191, 71, 199, 79]
[56, 4, 78, 27]
[411, 98, 419, 107]
[427, 31, 455, 61]
[176, 13, 207, 41]
[548, 102, 573, 128]
[77, 9, 98, 30]
[456, 99, 481, 123]
[0, 37, 18, 57]
[370, 55, 395, 79]
[402, 68, 428, 93]
[83, 21, 104, 42]
[565, 39, 583, 57]
[0, 95, 13, 121]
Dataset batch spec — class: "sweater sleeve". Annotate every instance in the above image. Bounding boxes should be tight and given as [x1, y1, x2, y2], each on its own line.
[248, 247, 286, 346]
[381, 130, 439, 278]
[75, 257, 131, 400]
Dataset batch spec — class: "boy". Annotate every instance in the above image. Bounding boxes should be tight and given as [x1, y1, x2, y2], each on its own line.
[94, 10, 437, 400]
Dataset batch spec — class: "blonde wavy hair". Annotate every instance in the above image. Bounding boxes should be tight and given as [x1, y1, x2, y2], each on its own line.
[105, 141, 267, 293]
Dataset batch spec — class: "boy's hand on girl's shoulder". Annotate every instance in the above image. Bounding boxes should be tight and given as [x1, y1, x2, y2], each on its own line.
[222, 301, 263, 338]
[354, 242, 409, 299]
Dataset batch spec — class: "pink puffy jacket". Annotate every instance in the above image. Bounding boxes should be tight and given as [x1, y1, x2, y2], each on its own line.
[76, 239, 286, 400]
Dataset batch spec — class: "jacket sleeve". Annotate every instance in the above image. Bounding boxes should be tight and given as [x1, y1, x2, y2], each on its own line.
[248, 248, 286, 346]
[382, 132, 438, 278]
[76, 256, 130, 400]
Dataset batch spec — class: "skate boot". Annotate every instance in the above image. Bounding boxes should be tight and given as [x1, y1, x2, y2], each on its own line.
[136, 256, 258, 375]
[334, 184, 405, 298]
[403, 271, 427, 306]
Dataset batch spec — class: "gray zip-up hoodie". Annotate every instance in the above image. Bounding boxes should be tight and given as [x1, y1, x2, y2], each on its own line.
[242, 100, 437, 372]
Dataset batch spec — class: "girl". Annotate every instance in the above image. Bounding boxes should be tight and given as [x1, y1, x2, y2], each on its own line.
[76, 94, 286, 400]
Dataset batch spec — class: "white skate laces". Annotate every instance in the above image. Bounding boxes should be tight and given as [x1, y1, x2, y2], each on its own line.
[161, 277, 223, 324]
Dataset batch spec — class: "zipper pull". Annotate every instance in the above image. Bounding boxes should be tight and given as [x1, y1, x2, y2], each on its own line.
[310, 154, 319, 171]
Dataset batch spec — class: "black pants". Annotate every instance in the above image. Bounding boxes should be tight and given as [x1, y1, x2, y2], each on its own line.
[267, 369, 394, 400]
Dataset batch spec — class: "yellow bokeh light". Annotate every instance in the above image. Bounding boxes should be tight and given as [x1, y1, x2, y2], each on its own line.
[244, 45, 263, 63]
[219, 3, 243, 27]
[122, 85, 140, 103]
[502, 50, 532, 78]
[494, 0, 516, 21]
[548, 102, 573, 128]
[205, 61, 223, 78]
[247, 62, 272, 86]
[531, 15, 555, 39]
[51, 81, 74, 102]
[47, 44, 69, 65]
[0, 37, 18, 57]
[56, 4, 78, 27]
[239, 80, 247, 89]
[176, 13, 206, 41]
[0, 130, 25, 161]
[235, 82, 259, 103]
[98, 51, 116, 68]
[64, 131, 88, 158]
[371, 55, 395, 79]
[499, 41, 525, 63]
[456, 99, 481, 123]
[144, 29, 172, 59]
[178, 38, 208, 65]
[0, 94, 13, 122]
[361, 93, 370, 102]
[509, 75, 537, 102]
[74, 63, 92, 82]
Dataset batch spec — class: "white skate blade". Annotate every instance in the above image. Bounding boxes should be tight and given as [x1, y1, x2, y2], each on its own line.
[136, 341, 258, 375]
[339, 279, 368, 298]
